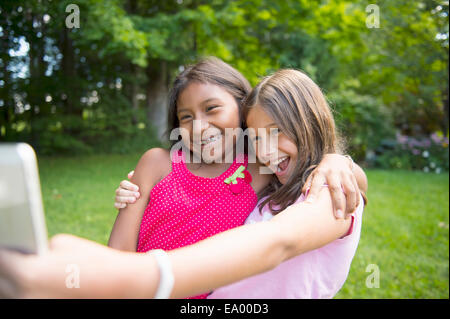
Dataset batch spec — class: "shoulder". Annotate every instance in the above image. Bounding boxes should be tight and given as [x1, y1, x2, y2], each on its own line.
[134, 148, 171, 183]
[140, 147, 171, 163]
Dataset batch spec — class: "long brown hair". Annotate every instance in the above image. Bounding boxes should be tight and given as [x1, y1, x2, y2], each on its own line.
[166, 57, 252, 145]
[244, 69, 345, 215]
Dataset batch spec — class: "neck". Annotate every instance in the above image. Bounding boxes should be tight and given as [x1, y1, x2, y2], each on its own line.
[189, 150, 238, 166]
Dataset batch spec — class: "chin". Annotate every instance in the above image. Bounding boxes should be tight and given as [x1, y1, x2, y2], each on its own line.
[277, 177, 287, 185]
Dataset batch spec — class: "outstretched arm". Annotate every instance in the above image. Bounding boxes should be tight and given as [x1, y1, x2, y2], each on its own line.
[0, 184, 356, 298]
[167, 185, 352, 298]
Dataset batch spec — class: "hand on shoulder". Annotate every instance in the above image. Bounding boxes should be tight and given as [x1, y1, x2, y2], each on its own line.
[114, 148, 171, 210]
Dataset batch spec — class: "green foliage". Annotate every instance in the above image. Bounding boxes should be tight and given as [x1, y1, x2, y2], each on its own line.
[0, 0, 448, 168]
[330, 90, 395, 161]
[372, 133, 449, 172]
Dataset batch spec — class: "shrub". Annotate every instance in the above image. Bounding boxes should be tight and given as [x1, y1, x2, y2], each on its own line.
[370, 132, 449, 172]
[328, 90, 395, 162]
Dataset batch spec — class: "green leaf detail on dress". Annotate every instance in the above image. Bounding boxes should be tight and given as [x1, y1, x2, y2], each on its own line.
[224, 165, 246, 185]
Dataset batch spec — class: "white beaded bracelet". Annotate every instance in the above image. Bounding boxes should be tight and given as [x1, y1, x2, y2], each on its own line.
[149, 249, 175, 299]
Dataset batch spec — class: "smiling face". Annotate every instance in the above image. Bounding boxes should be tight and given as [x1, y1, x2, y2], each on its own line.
[247, 105, 298, 185]
[243, 69, 341, 215]
[176, 81, 241, 162]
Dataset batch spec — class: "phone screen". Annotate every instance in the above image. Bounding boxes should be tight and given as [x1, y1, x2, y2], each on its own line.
[0, 143, 48, 254]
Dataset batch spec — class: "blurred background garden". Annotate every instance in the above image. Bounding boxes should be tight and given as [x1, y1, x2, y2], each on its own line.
[0, 0, 448, 298]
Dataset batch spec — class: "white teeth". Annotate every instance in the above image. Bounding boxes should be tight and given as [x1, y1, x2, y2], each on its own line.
[200, 135, 220, 145]
[272, 156, 289, 173]
[272, 156, 288, 166]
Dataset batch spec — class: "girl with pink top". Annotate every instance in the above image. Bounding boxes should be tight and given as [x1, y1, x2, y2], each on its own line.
[208, 69, 367, 298]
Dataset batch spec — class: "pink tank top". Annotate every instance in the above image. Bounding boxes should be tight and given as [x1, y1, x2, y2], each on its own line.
[137, 150, 257, 298]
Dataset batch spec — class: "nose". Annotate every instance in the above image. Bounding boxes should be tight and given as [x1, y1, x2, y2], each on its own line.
[192, 118, 210, 141]
[257, 134, 277, 165]
[199, 119, 209, 131]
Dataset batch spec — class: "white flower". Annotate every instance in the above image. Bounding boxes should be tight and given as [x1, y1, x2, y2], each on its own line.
[422, 151, 429, 158]
[423, 167, 430, 172]
[430, 162, 436, 168]
[435, 168, 441, 174]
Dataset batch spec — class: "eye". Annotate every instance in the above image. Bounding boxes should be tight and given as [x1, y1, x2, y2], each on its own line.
[270, 127, 281, 135]
[206, 105, 219, 112]
[179, 114, 192, 121]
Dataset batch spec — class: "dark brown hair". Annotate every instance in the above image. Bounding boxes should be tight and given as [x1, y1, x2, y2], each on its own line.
[244, 69, 345, 215]
[166, 57, 252, 145]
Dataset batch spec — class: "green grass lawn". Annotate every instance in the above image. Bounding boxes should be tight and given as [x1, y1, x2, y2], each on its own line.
[37, 153, 449, 298]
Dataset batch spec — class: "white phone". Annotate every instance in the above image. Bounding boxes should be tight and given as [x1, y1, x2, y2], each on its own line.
[0, 143, 48, 254]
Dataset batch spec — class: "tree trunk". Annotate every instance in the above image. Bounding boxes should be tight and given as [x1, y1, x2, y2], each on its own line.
[61, 27, 76, 115]
[442, 84, 449, 135]
[0, 34, 12, 141]
[27, 13, 45, 151]
[130, 63, 139, 125]
[146, 60, 169, 142]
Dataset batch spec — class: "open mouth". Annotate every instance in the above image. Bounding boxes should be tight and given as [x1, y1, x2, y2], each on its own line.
[192, 134, 222, 147]
[272, 156, 290, 175]
[201, 134, 221, 145]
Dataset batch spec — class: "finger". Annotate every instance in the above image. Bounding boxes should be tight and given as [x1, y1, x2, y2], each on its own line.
[127, 170, 135, 180]
[305, 170, 326, 203]
[119, 180, 139, 192]
[114, 202, 126, 209]
[0, 277, 18, 298]
[115, 188, 139, 198]
[350, 173, 361, 210]
[115, 196, 137, 205]
[0, 249, 21, 276]
[302, 175, 313, 193]
[327, 174, 346, 219]
[0, 248, 33, 298]
[341, 173, 357, 217]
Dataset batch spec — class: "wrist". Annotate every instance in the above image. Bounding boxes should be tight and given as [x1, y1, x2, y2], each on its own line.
[121, 251, 160, 298]
[148, 249, 175, 299]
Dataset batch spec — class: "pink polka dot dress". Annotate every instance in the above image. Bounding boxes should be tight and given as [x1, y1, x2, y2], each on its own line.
[137, 149, 258, 299]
